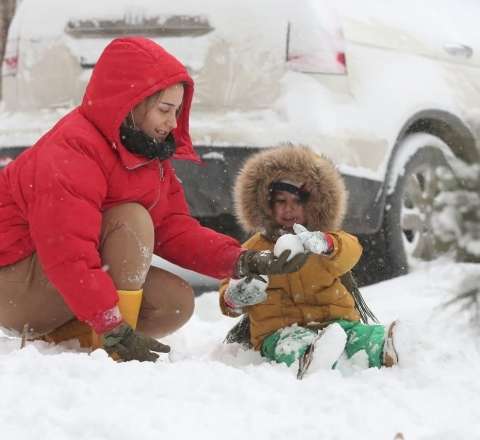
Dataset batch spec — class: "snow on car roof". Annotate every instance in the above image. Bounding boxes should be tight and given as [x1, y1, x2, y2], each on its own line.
[13, 0, 288, 39]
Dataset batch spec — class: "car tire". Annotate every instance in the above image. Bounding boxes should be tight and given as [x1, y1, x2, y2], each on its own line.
[354, 134, 454, 285]
[384, 134, 454, 277]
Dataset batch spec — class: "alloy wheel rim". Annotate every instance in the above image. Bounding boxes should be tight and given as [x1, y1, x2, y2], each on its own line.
[400, 163, 440, 262]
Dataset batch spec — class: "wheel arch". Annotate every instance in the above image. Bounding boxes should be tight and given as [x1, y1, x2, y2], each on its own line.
[401, 109, 478, 162]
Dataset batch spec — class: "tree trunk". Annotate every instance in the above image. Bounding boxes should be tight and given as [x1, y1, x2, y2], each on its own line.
[0, 0, 17, 99]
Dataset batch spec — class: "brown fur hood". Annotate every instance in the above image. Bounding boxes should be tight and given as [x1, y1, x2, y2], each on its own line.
[233, 145, 347, 234]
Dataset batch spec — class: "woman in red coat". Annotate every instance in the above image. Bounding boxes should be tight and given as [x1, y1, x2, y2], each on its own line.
[0, 37, 306, 361]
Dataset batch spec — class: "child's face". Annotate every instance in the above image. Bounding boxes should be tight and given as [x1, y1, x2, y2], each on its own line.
[271, 190, 306, 230]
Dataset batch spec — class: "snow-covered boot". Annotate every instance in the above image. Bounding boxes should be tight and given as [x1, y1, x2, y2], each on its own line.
[383, 320, 399, 367]
[297, 323, 347, 379]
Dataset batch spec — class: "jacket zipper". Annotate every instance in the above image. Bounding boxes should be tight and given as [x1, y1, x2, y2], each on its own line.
[159, 162, 164, 181]
[147, 162, 164, 210]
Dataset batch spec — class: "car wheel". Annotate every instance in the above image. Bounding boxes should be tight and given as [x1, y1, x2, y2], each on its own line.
[383, 134, 453, 277]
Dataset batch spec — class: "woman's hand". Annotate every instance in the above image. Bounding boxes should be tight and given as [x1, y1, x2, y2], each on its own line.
[235, 249, 309, 277]
[102, 323, 170, 362]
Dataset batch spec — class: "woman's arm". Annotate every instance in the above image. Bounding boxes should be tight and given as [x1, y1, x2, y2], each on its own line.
[152, 168, 243, 279]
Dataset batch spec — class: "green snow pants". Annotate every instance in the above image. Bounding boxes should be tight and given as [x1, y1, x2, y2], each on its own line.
[261, 320, 386, 368]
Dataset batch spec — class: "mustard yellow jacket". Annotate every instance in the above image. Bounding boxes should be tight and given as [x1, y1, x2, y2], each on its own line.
[219, 231, 362, 349]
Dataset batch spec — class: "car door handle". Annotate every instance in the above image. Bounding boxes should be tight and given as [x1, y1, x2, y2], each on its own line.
[443, 43, 473, 59]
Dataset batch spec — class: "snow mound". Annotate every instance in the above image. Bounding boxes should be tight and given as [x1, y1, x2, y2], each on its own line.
[1, 262, 480, 439]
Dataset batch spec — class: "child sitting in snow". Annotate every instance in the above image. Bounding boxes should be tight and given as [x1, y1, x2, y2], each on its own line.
[219, 145, 397, 377]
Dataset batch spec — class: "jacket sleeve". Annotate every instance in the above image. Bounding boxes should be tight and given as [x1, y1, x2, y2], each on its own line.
[152, 168, 243, 280]
[28, 141, 119, 332]
[322, 231, 363, 277]
[218, 278, 243, 317]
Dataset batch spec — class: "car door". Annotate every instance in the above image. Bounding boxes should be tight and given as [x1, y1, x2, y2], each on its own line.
[436, 0, 480, 135]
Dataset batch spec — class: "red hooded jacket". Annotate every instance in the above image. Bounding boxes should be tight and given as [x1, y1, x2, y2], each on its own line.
[0, 37, 243, 332]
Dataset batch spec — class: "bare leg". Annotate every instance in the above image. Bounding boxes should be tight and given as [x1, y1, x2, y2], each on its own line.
[100, 203, 154, 291]
[137, 266, 194, 338]
[0, 253, 73, 335]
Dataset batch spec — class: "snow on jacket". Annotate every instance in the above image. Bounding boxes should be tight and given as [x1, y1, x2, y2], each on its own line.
[219, 145, 361, 349]
[0, 37, 243, 332]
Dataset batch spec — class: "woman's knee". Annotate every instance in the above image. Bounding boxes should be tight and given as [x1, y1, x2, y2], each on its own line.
[100, 203, 154, 290]
[102, 203, 153, 233]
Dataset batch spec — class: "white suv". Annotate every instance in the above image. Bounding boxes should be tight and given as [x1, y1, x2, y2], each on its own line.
[2, 0, 480, 282]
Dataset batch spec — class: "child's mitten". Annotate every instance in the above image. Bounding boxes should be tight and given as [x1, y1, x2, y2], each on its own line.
[293, 223, 333, 255]
[224, 276, 269, 310]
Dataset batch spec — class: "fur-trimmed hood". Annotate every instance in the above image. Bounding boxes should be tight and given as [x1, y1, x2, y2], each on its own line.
[233, 145, 347, 234]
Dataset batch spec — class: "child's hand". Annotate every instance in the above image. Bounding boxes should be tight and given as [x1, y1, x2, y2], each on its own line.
[224, 276, 269, 310]
[293, 224, 333, 255]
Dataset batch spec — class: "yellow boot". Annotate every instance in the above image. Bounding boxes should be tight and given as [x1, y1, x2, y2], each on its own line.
[91, 289, 143, 356]
[116, 289, 143, 330]
[41, 289, 144, 349]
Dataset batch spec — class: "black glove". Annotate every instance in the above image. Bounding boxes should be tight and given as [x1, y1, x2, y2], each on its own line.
[235, 249, 308, 278]
[102, 323, 170, 362]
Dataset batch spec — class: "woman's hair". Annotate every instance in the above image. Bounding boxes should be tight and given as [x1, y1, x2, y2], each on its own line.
[144, 90, 164, 110]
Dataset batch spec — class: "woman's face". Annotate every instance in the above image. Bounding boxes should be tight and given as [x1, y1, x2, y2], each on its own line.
[132, 83, 184, 141]
[271, 190, 306, 230]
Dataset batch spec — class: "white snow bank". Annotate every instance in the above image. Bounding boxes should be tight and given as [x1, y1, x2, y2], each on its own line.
[1, 262, 480, 439]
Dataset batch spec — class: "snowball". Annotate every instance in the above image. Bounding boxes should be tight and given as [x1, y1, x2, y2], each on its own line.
[273, 234, 304, 260]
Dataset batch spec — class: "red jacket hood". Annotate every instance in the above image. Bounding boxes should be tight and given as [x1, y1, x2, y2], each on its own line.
[80, 37, 200, 167]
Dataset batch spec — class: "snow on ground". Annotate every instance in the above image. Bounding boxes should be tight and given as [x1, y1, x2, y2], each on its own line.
[1, 262, 480, 439]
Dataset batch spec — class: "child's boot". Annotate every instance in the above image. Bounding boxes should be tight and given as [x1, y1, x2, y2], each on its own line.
[297, 323, 347, 379]
[383, 320, 399, 367]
